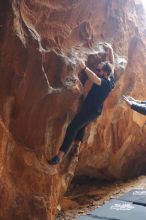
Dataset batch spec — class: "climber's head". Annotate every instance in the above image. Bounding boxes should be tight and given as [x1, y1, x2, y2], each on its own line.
[96, 62, 112, 78]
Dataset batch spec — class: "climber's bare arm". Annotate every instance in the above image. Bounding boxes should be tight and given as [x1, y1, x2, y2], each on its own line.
[85, 67, 102, 85]
[104, 43, 115, 72]
[79, 60, 101, 86]
[83, 80, 93, 98]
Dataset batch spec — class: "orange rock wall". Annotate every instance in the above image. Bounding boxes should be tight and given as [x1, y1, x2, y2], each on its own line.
[0, 0, 146, 219]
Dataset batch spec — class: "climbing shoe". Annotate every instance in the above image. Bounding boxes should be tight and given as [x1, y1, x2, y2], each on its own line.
[48, 155, 60, 165]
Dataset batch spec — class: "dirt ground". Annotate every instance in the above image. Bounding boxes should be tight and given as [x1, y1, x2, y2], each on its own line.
[56, 175, 146, 220]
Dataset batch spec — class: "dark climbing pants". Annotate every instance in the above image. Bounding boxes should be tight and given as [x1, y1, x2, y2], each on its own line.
[60, 110, 100, 154]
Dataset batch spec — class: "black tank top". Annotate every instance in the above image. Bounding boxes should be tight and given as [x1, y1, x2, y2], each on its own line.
[82, 77, 113, 114]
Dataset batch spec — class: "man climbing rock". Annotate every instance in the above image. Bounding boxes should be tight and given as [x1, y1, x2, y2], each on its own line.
[123, 95, 146, 115]
[48, 44, 115, 165]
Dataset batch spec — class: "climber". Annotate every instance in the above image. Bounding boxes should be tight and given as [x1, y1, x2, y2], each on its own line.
[123, 95, 146, 115]
[48, 43, 115, 165]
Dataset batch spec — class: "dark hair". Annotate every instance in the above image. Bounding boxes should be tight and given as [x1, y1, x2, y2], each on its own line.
[101, 62, 112, 76]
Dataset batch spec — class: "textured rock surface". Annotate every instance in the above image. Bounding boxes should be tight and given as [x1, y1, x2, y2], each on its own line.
[1, 0, 146, 219]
